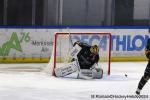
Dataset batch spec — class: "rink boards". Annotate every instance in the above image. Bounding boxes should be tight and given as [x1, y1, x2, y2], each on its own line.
[0, 26, 149, 63]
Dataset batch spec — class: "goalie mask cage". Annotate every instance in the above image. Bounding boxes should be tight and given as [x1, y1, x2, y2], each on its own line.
[49, 32, 111, 76]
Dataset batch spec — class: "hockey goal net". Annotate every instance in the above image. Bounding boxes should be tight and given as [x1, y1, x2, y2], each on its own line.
[47, 32, 111, 76]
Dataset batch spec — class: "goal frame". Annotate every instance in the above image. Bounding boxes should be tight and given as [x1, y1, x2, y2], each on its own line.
[52, 32, 112, 76]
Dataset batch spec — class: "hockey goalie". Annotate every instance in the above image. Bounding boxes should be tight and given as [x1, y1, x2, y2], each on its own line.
[54, 41, 103, 79]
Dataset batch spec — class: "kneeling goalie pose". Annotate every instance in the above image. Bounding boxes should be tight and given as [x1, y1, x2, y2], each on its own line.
[136, 38, 150, 95]
[55, 41, 103, 79]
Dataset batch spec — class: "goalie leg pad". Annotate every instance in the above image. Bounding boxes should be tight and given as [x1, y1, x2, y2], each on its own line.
[55, 61, 78, 77]
[78, 68, 103, 79]
[78, 69, 93, 79]
[92, 68, 103, 79]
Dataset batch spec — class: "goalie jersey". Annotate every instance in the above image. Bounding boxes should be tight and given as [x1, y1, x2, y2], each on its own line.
[73, 41, 99, 69]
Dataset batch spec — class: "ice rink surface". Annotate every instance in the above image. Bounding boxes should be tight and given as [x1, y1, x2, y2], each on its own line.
[0, 62, 149, 100]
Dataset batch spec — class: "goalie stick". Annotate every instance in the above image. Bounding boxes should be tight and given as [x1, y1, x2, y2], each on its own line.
[57, 29, 94, 79]
[63, 27, 74, 63]
[66, 28, 83, 79]
[67, 27, 74, 46]
[54, 32, 82, 78]
[67, 29, 93, 79]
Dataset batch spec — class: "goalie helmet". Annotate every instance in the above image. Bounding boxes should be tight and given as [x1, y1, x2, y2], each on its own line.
[90, 45, 99, 54]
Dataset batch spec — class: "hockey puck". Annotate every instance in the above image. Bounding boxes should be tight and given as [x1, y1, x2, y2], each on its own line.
[125, 74, 128, 77]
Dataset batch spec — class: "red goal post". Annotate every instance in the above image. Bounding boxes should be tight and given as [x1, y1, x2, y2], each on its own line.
[49, 32, 111, 76]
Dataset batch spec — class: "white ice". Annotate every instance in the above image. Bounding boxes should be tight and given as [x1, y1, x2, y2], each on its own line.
[0, 62, 149, 100]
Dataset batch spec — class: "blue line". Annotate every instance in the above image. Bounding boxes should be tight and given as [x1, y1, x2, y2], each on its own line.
[0, 26, 149, 29]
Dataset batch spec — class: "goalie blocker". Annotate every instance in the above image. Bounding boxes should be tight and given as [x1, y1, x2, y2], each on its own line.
[54, 42, 103, 79]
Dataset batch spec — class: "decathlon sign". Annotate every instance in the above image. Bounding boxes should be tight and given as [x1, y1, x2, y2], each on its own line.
[72, 34, 110, 51]
[111, 35, 149, 51]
